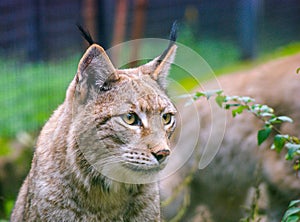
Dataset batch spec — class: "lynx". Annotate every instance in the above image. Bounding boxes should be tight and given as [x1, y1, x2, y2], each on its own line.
[161, 53, 300, 221]
[11, 25, 177, 222]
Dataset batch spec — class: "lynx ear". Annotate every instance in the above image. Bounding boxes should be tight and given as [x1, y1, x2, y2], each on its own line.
[141, 44, 177, 89]
[75, 44, 117, 102]
[140, 21, 177, 89]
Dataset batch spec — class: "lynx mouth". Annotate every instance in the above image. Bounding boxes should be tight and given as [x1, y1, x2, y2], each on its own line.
[122, 162, 165, 173]
[99, 161, 166, 184]
[121, 149, 169, 172]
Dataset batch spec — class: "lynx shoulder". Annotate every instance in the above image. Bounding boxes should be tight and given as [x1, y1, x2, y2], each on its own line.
[11, 26, 177, 221]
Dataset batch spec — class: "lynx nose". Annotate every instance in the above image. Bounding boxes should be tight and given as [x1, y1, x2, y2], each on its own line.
[152, 149, 170, 164]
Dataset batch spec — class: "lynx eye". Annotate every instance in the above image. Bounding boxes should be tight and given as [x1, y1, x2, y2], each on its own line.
[121, 113, 142, 126]
[162, 113, 173, 125]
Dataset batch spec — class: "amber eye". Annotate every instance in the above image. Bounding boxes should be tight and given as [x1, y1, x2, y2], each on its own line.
[122, 113, 142, 126]
[162, 113, 173, 125]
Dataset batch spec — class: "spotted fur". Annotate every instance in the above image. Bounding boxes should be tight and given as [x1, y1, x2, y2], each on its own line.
[11, 30, 177, 221]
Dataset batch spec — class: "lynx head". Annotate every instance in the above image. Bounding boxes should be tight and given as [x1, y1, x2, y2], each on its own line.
[67, 25, 178, 184]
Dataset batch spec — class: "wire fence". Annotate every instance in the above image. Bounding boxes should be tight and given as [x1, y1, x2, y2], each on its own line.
[0, 0, 300, 137]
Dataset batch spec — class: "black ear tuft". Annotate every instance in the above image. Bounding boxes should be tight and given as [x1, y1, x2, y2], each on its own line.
[169, 20, 178, 43]
[141, 21, 178, 89]
[157, 21, 178, 62]
[77, 24, 95, 45]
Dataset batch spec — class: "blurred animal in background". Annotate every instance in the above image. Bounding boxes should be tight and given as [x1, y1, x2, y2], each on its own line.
[161, 53, 300, 222]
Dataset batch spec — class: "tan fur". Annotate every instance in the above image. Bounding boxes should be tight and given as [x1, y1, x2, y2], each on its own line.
[11, 42, 177, 221]
[161, 53, 300, 221]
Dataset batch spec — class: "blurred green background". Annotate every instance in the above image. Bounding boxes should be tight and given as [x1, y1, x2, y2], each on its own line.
[1, 0, 300, 220]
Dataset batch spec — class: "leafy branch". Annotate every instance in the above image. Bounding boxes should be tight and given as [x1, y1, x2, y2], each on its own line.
[194, 90, 300, 168]
[282, 200, 300, 222]
[193, 89, 300, 221]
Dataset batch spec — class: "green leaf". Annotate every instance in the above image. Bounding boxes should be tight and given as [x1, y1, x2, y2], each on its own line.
[224, 104, 229, 109]
[260, 105, 274, 113]
[268, 116, 293, 125]
[273, 134, 287, 153]
[224, 104, 240, 109]
[238, 96, 255, 104]
[289, 200, 300, 208]
[230, 96, 240, 101]
[257, 127, 272, 145]
[193, 92, 206, 100]
[269, 117, 282, 124]
[215, 95, 226, 108]
[193, 90, 224, 101]
[285, 215, 300, 222]
[297, 67, 300, 74]
[250, 104, 262, 114]
[251, 104, 274, 116]
[259, 112, 274, 117]
[277, 116, 293, 123]
[232, 105, 248, 117]
[282, 207, 300, 222]
[285, 143, 300, 160]
[215, 90, 224, 95]
[283, 200, 300, 222]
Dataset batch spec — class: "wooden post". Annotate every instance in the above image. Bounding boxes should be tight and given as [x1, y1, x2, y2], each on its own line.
[129, 0, 147, 67]
[238, 0, 260, 60]
[111, 0, 128, 66]
[112, 0, 128, 46]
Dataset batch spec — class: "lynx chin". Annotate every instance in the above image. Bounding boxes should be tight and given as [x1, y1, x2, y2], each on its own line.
[11, 23, 178, 222]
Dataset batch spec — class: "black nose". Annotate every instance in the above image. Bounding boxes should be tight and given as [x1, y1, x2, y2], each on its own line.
[152, 149, 170, 163]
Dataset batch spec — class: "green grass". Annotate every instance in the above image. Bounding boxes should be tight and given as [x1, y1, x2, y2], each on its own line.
[0, 31, 242, 138]
[177, 26, 241, 73]
[1, 33, 300, 138]
[215, 42, 300, 76]
[0, 138, 11, 156]
[0, 55, 80, 137]
[172, 26, 300, 90]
